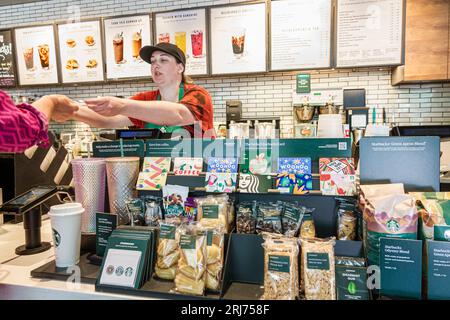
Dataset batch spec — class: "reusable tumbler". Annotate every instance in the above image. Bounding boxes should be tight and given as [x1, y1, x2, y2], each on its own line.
[106, 157, 140, 225]
[71, 158, 106, 233]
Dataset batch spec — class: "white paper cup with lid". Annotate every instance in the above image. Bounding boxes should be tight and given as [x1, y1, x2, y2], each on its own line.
[48, 203, 84, 267]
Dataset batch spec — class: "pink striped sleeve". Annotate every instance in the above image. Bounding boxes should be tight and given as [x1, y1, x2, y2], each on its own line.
[0, 91, 49, 153]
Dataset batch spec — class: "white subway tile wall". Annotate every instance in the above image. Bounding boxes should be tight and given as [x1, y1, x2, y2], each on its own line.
[2, 0, 450, 137]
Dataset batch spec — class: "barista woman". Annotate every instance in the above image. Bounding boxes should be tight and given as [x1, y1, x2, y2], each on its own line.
[72, 42, 214, 137]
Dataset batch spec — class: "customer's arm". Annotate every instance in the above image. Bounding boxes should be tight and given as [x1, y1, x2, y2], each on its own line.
[32, 94, 79, 122]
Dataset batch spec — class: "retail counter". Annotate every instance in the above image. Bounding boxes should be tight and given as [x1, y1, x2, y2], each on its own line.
[0, 216, 148, 300]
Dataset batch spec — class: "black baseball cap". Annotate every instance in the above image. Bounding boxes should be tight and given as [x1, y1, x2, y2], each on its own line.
[139, 42, 186, 66]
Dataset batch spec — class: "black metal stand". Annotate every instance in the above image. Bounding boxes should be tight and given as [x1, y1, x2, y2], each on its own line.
[15, 206, 51, 255]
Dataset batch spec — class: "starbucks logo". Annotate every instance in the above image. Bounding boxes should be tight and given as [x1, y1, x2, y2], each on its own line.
[386, 219, 400, 233]
[125, 267, 133, 277]
[115, 266, 124, 276]
[52, 228, 61, 248]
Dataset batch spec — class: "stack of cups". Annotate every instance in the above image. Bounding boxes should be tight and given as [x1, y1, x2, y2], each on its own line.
[48, 203, 83, 268]
[71, 158, 106, 234]
[317, 114, 344, 138]
[106, 157, 140, 225]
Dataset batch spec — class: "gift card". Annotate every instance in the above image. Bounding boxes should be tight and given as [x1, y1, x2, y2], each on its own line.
[173, 157, 203, 176]
[238, 174, 273, 193]
[205, 172, 237, 193]
[206, 157, 239, 173]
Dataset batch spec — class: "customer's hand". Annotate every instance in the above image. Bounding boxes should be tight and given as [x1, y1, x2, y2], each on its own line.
[84, 96, 125, 117]
[31, 94, 79, 122]
[49, 95, 79, 122]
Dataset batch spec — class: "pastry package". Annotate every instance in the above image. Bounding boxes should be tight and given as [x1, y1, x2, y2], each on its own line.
[125, 198, 145, 226]
[236, 201, 257, 234]
[256, 201, 283, 234]
[300, 237, 336, 300]
[199, 226, 225, 292]
[162, 185, 189, 224]
[174, 224, 207, 296]
[336, 197, 358, 241]
[143, 196, 163, 227]
[299, 209, 316, 238]
[154, 221, 184, 280]
[262, 233, 299, 300]
[281, 202, 306, 237]
[184, 197, 198, 223]
[196, 194, 232, 233]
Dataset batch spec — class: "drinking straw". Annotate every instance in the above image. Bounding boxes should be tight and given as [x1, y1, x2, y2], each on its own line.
[120, 138, 124, 157]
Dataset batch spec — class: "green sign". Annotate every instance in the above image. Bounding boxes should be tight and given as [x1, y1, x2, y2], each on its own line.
[427, 240, 450, 299]
[268, 255, 290, 273]
[96, 212, 118, 257]
[307, 253, 330, 270]
[206, 231, 213, 246]
[296, 74, 310, 93]
[180, 235, 196, 250]
[145, 138, 351, 162]
[202, 205, 219, 219]
[160, 224, 176, 240]
[93, 140, 145, 158]
[336, 265, 370, 300]
[145, 139, 242, 158]
[380, 238, 422, 299]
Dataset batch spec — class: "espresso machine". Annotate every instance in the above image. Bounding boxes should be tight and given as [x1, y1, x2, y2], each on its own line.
[293, 90, 346, 138]
[226, 100, 280, 139]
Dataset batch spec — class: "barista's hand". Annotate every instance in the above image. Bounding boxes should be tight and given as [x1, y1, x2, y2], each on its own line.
[84, 96, 126, 117]
[49, 95, 79, 122]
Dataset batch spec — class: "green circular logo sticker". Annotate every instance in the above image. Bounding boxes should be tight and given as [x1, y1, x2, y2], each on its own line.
[348, 281, 357, 295]
[52, 228, 61, 248]
[386, 219, 400, 232]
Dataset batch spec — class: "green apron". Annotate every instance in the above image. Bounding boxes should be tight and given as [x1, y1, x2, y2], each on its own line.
[144, 83, 184, 133]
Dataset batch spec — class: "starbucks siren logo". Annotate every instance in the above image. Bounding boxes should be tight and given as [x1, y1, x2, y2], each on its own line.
[386, 219, 400, 233]
[52, 228, 61, 247]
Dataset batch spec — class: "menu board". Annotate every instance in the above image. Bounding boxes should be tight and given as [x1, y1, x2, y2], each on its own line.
[210, 2, 267, 75]
[336, 0, 404, 67]
[14, 24, 59, 86]
[270, 0, 332, 71]
[0, 30, 16, 87]
[104, 15, 152, 80]
[155, 9, 207, 76]
[57, 20, 105, 83]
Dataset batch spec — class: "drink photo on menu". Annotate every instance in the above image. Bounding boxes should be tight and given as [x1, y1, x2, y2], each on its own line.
[190, 30, 203, 58]
[231, 28, 245, 59]
[159, 32, 170, 43]
[113, 32, 125, 65]
[132, 30, 142, 62]
[22, 46, 34, 72]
